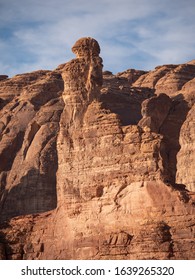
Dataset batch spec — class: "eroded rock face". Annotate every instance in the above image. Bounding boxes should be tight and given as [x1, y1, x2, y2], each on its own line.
[133, 62, 195, 96]
[0, 38, 194, 260]
[176, 105, 195, 191]
[61, 37, 103, 128]
[138, 93, 172, 133]
[0, 71, 64, 221]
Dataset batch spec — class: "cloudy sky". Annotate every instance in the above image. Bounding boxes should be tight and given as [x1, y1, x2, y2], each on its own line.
[0, 0, 195, 77]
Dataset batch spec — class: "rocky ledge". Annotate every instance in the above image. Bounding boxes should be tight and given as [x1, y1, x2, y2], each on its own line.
[0, 37, 194, 260]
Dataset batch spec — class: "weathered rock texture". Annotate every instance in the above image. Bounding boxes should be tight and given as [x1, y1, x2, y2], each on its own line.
[176, 104, 195, 191]
[0, 37, 194, 260]
[0, 71, 64, 220]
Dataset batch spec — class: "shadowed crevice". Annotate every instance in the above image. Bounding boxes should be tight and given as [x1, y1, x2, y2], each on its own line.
[159, 94, 190, 185]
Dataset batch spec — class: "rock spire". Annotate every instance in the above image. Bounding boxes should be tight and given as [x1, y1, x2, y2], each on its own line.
[61, 37, 103, 128]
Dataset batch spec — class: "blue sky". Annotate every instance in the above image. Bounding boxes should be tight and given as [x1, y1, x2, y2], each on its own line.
[0, 0, 195, 77]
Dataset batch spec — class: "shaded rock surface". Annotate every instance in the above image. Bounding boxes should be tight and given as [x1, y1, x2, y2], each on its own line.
[0, 71, 64, 220]
[0, 38, 194, 260]
[176, 104, 195, 191]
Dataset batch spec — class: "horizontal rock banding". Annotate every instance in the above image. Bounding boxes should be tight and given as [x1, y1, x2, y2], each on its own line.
[0, 38, 194, 260]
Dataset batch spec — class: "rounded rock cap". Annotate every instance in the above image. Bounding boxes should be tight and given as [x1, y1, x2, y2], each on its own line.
[72, 37, 101, 57]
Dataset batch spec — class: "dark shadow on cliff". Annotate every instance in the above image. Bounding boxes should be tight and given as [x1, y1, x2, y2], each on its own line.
[99, 86, 155, 126]
[0, 220, 20, 260]
[0, 166, 57, 223]
[0, 132, 59, 223]
[0, 216, 36, 260]
[0, 98, 11, 111]
[100, 88, 191, 195]
[159, 94, 190, 187]
[0, 223, 8, 259]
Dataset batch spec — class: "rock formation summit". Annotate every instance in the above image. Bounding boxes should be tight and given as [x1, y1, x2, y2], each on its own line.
[0, 37, 194, 260]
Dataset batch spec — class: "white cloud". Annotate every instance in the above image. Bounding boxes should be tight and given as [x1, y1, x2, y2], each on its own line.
[0, 0, 195, 76]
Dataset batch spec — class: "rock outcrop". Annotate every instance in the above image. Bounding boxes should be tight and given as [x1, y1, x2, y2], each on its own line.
[138, 93, 172, 133]
[0, 71, 64, 221]
[0, 38, 194, 260]
[176, 104, 195, 191]
[61, 37, 103, 128]
[0, 75, 8, 82]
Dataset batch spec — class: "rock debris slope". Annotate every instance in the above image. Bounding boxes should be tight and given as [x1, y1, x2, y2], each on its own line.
[0, 38, 194, 260]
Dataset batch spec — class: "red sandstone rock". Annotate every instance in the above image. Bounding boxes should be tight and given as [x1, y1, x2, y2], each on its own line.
[0, 70, 64, 221]
[138, 93, 172, 133]
[0, 75, 8, 81]
[176, 105, 195, 192]
[116, 69, 148, 84]
[0, 38, 194, 260]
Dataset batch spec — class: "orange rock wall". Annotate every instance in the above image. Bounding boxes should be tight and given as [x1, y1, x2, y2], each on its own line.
[0, 38, 194, 260]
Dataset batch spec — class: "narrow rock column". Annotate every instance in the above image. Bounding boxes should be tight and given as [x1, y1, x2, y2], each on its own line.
[57, 37, 103, 204]
[61, 37, 103, 128]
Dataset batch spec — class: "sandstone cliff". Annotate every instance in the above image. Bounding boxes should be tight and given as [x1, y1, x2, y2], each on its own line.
[0, 38, 194, 260]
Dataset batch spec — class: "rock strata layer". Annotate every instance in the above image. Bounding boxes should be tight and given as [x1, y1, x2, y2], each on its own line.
[0, 38, 194, 260]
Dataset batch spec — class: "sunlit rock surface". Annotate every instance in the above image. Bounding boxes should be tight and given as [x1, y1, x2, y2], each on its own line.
[0, 38, 194, 260]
